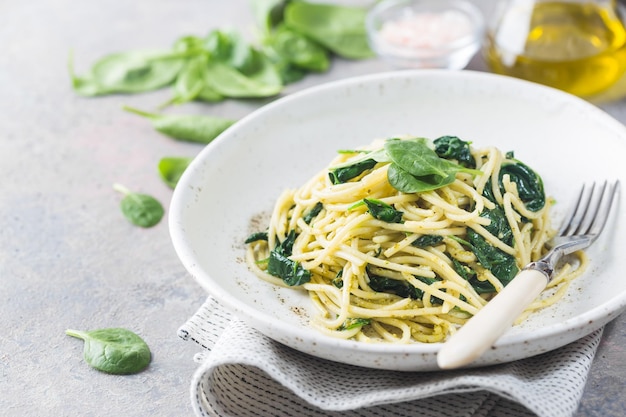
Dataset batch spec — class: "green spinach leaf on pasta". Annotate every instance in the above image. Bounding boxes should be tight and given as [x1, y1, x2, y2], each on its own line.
[411, 234, 444, 248]
[433, 135, 476, 168]
[466, 207, 519, 286]
[363, 198, 403, 223]
[267, 230, 311, 286]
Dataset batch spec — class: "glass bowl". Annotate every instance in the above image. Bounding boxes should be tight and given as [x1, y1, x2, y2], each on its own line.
[366, 0, 486, 69]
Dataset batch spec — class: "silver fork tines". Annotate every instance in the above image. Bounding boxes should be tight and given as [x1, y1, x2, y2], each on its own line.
[540, 180, 620, 280]
[558, 181, 620, 241]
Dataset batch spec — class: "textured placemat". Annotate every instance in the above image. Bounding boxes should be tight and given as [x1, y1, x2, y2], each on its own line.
[179, 297, 602, 417]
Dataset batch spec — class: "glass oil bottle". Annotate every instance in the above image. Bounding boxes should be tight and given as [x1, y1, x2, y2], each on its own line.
[484, 0, 626, 97]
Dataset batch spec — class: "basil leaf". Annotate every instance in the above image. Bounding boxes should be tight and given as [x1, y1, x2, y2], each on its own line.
[113, 183, 164, 228]
[363, 198, 403, 223]
[66, 328, 151, 375]
[284, 2, 373, 59]
[123, 106, 235, 144]
[158, 157, 193, 189]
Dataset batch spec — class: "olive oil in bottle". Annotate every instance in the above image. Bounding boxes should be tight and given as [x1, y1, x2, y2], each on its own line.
[485, 1, 626, 97]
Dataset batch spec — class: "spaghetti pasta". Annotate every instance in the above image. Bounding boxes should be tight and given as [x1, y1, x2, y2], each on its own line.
[245, 136, 586, 343]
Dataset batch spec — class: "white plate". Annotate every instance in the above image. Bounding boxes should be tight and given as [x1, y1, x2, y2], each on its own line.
[169, 70, 626, 371]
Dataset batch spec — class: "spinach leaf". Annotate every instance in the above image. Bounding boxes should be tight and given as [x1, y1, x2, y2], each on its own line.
[466, 206, 519, 286]
[158, 157, 193, 189]
[113, 183, 164, 228]
[264, 25, 330, 72]
[385, 138, 478, 179]
[384, 138, 481, 193]
[204, 60, 282, 98]
[482, 156, 545, 212]
[329, 158, 377, 184]
[65, 328, 151, 375]
[303, 202, 323, 224]
[452, 258, 497, 294]
[267, 230, 311, 286]
[244, 231, 269, 243]
[338, 318, 371, 331]
[363, 198, 403, 223]
[368, 274, 420, 299]
[284, 2, 373, 59]
[387, 163, 456, 193]
[205, 29, 257, 73]
[368, 270, 441, 303]
[164, 56, 223, 107]
[123, 106, 235, 144]
[332, 270, 343, 288]
[70, 50, 185, 96]
[411, 234, 444, 248]
[500, 160, 546, 212]
[433, 135, 476, 168]
[202, 30, 284, 97]
[251, 0, 288, 34]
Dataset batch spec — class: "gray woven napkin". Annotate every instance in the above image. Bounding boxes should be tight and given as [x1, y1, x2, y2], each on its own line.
[178, 296, 602, 417]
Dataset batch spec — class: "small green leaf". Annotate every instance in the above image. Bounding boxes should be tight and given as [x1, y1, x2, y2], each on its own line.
[329, 158, 377, 184]
[387, 163, 456, 193]
[363, 198, 403, 223]
[267, 230, 311, 286]
[113, 183, 164, 228]
[284, 2, 373, 59]
[338, 318, 371, 331]
[163, 56, 223, 107]
[433, 135, 476, 168]
[251, 0, 287, 34]
[123, 106, 235, 144]
[66, 328, 151, 375]
[384, 138, 481, 193]
[70, 50, 185, 96]
[245, 231, 269, 244]
[303, 202, 324, 224]
[204, 59, 282, 98]
[158, 157, 193, 189]
[411, 234, 444, 248]
[265, 25, 330, 72]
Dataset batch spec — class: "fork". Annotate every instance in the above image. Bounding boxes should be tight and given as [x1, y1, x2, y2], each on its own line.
[437, 180, 620, 369]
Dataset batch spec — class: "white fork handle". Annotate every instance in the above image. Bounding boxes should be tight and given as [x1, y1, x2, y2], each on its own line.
[437, 269, 549, 369]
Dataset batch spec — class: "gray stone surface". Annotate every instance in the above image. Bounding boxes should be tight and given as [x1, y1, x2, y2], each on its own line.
[0, 0, 623, 416]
